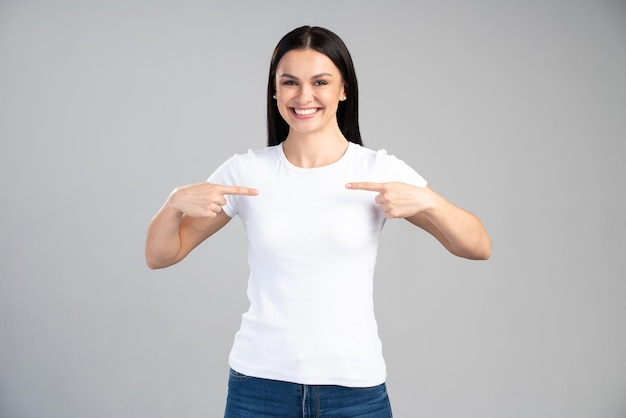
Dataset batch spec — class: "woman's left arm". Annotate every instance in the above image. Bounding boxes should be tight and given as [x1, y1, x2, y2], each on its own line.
[346, 182, 492, 260]
[404, 185, 491, 260]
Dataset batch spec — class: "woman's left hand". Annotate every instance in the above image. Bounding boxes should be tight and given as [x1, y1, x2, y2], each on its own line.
[345, 181, 433, 218]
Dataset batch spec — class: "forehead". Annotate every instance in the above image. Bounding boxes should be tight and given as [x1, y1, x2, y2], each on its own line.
[276, 48, 340, 77]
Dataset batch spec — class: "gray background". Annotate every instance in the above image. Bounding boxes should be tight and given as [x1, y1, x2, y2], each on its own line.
[1, 1, 625, 417]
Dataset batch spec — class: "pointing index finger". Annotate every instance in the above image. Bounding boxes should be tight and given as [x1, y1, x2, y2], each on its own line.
[220, 185, 259, 196]
[345, 182, 386, 192]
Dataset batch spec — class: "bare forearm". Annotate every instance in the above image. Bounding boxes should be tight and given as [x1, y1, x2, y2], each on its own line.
[145, 201, 185, 269]
[408, 192, 492, 260]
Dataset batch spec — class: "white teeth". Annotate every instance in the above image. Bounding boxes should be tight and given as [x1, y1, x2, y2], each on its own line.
[293, 108, 318, 115]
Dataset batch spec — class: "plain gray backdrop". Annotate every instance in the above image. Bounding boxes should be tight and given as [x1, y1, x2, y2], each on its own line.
[1, 1, 625, 417]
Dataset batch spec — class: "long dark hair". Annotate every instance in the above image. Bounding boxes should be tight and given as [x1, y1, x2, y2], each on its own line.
[267, 26, 362, 146]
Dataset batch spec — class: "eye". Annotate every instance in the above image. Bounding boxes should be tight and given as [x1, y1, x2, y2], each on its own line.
[282, 80, 297, 86]
[314, 80, 329, 86]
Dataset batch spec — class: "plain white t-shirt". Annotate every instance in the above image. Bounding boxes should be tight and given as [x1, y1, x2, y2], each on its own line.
[207, 142, 427, 387]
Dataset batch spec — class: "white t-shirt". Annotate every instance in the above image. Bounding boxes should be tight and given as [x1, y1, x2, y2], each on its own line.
[208, 142, 427, 387]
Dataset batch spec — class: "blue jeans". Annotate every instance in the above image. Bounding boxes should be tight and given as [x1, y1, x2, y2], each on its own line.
[224, 369, 393, 417]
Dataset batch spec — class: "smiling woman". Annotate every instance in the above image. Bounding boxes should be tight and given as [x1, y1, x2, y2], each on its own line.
[145, 25, 491, 417]
[274, 49, 348, 167]
[266, 26, 362, 148]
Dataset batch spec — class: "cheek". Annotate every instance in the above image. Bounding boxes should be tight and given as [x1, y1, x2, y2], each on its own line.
[274, 90, 291, 107]
[275, 100, 292, 122]
[280, 108, 291, 120]
[328, 88, 345, 103]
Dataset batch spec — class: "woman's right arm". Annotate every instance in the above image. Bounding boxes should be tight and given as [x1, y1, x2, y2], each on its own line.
[145, 182, 258, 269]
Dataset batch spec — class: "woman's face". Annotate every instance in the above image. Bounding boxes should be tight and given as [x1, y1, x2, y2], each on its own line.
[274, 48, 346, 138]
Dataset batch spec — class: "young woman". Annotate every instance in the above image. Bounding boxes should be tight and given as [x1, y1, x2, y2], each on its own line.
[146, 26, 491, 418]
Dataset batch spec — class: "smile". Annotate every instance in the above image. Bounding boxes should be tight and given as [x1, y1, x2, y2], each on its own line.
[292, 108, 319, 116]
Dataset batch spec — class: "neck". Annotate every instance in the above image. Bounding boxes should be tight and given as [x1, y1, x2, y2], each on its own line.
[282, 129, 349, 168]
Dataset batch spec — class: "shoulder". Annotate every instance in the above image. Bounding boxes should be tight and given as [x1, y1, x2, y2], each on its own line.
[208, 145, 279, 183]
[220, 145, 279, 168]
[349, 144, 428, 187]
[349, 144, 404, 166]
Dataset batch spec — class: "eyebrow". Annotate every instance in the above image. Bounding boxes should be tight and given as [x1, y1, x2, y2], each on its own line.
[278, 72, 334, 80]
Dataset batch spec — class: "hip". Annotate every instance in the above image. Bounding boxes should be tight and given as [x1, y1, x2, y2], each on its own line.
[224, 369, 393, 417]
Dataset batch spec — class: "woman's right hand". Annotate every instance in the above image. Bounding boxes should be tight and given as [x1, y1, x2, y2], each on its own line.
[168, 182, 259, 218]
[145, 182, 258, 269]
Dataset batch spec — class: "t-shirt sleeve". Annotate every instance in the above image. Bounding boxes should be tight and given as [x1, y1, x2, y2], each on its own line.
[206, 154, 244, 217]
[377, 150, 428, 187]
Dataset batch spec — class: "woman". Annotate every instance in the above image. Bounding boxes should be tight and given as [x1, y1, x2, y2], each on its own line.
[146, 26, 491, 418]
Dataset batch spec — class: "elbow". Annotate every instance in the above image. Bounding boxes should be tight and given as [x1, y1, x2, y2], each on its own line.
[146, 258, 175, 270]
[475, 246, 491, 261]
[145, 249, 174, 270]
[146, 259, 162, 270]
[145, 239, 184, 269]
[472, 236, 492, 260]
[454, 235, 492, 260]
[145, 247, 159, 269]
[145, 255, 163, 270]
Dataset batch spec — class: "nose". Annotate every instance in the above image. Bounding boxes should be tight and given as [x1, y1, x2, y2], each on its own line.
[295, 85, 314, 104]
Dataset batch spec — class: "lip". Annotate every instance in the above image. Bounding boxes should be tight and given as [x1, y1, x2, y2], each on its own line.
[290, 107, 320, 119]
